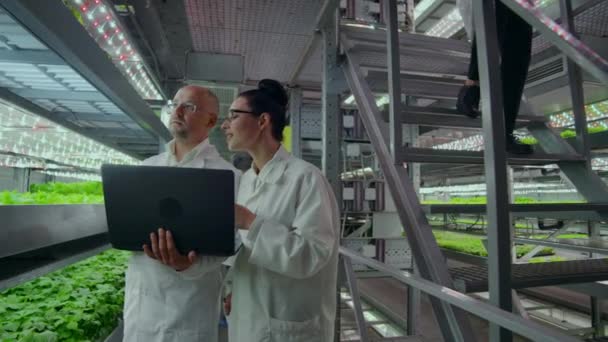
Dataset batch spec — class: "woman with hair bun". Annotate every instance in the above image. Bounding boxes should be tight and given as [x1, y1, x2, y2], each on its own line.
[221, 79, 340, 342]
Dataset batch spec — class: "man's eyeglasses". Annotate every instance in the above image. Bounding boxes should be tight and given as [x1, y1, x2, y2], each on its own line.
[166, 101, 197, 114]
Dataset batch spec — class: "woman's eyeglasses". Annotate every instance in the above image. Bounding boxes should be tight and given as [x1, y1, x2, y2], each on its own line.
[226, 109, 257, 122]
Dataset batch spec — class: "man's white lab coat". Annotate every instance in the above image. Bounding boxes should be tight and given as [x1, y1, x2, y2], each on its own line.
[123, 139, 240, 342]
[227, 146, 340, 342]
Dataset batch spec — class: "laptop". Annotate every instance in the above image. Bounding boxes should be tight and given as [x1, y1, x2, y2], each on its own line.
[101, 164, 235, 256]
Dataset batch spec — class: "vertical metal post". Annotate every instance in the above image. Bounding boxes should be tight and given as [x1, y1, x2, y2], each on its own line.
[559, 0, 590, 162]
[322, 8, 342, 203]
[334, 258, 345, 342]
[289, 87, 303, 158]
[472, 0, 513, 341]
[384, 0, 402, 163]
[404, 103, 420, 337]
[590, 296, 603, 337]
[14, 168, 31, 192]
[405, 110, 420, 194]
[508, 168, 516, 263]
[346, 0, 355, 19]
[405, 0, 415, 32]
[406, 262, 420, 335]
[342, 256, 370, 342]
[385, 2, 418, 334]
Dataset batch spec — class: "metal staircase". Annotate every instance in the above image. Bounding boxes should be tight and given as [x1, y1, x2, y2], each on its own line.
[334, 0, 608, 341]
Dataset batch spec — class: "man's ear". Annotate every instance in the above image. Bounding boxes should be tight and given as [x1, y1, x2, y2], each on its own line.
[207, 112, 218, 128]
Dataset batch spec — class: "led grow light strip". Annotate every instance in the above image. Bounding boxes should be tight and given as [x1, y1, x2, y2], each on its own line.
[65, 0, 164, 101]
[0, 99, 138, 171]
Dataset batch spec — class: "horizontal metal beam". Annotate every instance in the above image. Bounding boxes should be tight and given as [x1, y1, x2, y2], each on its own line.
[339, 247, 580, 342]
[402, 147, 584, 165]
[423, 203, 608, 220]
[0, 0, 171, 141]
[0, 49, 64, 64]
[0, 204, 108, 258]
[0, 242, 110, 292]
[513, 237, 608, 255]
[567, 130, 608, 150]
[7, 87, 106, 101]
[0, 204, 111, 291]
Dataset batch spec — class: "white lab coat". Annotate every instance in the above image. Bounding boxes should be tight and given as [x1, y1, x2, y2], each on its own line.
[226, 146, 340, 342]
[123, 139, 240, 342]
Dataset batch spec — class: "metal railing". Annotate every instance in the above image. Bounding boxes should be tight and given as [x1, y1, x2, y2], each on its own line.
[339, 247, 581, 342]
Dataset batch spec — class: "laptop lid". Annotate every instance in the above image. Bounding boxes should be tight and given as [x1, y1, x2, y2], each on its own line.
[101, 164, 235, 256]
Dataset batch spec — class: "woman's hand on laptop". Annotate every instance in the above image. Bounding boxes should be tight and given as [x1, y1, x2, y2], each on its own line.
[143, 228, 198, 271]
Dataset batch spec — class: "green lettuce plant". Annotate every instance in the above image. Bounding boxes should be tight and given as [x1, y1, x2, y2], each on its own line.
[0, 250, 130, 342]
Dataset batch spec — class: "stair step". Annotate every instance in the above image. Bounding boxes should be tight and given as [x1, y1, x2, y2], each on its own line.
[387, 105, 546, 129]
[342, 26, 469, 77]
[366, 70, 462, 100]
[422, 203, 608, 220]
[401, 147, 584, 165]
[450, 258, 608, 293]
[342, 24, 470, 54]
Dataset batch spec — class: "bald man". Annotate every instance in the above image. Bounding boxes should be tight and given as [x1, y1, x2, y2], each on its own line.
[123, 85, 240, 342]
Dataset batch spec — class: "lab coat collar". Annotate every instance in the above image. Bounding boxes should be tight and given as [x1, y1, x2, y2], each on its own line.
[254, 145, 290, 185]
[166, 138, 218, 162]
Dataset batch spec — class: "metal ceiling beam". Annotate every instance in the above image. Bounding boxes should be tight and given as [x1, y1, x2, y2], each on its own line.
[0, 49, 64, 65]
[129, 0, 181, 80]
[288, 0, 340, 85]
[54, 111, 134, 123]
[0, 0, 171, 141]
[7, 88, 106, 101]
[81, 127, 143, 136]
[0, 87, 146, 160]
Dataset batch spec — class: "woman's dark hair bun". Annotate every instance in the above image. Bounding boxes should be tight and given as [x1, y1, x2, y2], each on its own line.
[258, 79, 288, 108]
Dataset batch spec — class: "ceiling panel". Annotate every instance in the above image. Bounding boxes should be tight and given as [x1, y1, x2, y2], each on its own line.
[185, 0, 323, 83]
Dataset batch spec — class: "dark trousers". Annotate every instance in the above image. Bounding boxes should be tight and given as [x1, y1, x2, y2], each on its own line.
[467, 0, 533, 136]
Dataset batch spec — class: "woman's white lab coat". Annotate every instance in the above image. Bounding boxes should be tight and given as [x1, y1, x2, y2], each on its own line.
[123, 139, 240, 342]
[227, 146, 340, 342]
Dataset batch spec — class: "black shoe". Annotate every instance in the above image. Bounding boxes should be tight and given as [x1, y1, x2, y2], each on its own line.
[456, 85, 480, 118]
[506, 135, 534, 154]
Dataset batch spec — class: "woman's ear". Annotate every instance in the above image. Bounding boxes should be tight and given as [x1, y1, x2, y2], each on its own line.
[258, 112, 271, 131]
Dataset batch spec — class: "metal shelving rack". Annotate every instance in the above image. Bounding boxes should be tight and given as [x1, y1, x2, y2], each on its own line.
[295, 0, 608, 341]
